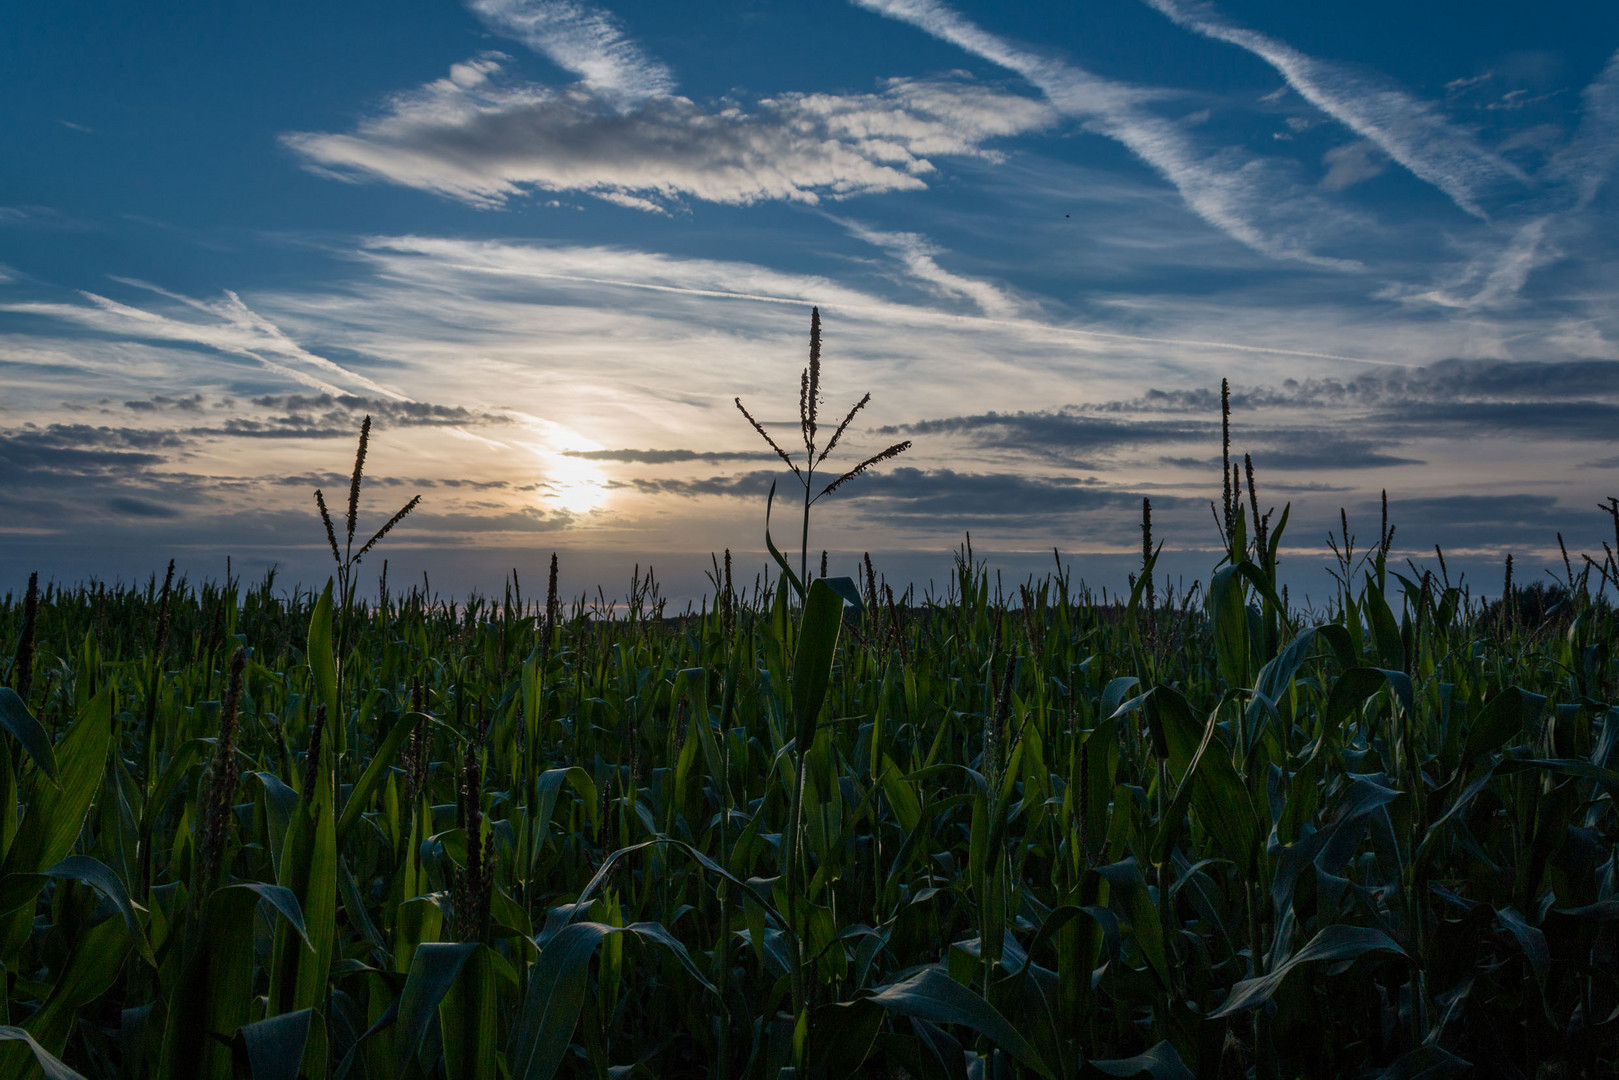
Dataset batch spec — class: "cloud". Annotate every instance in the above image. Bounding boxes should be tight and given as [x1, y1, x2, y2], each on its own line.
[850, 0, 1363, 269]
[1548, 48, 1619, 211]
[885, 409, 1210, 464]
[838, 220, 1021, 316]
[282, 56, 1053, 210]
[220, 394, 509, 437]
[627, 465, 1158, 527]
[1388, 493, 1558, 524]
[107, 496, 182, 519]
[1094, 358, 1619, 413]
[0, 424, 180, 478]
[1320, 141, 1387, 192]
[564, 448, 773, 463]
[466, 0, 675, 105]
[884, 405, 1422, 470]
[1385, 51, 1619, 312]
[1375, 400, 1619, 442]
[124, 393, 208, 413]
[3, 285, 407, 399]
[1141, 0, 1527, 218]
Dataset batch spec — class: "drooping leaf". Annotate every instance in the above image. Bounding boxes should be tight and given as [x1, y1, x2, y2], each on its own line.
[1087, 1039, 1195, 1080]
[509, 921, 719, 1080]
[0, 1026, 88, 1080]
[41, 855, 151, 961]
[1211, 924, 1406, 1017]
[0, 687, 112, 908]
[1463, 688, 1547, 765]
[240, 1009, 313, 1080]
[0, 688, 57, 781]
[867, 967, 1055, 1079]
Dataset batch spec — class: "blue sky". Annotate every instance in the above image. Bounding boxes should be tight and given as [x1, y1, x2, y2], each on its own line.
[3, 0, 1618, 601]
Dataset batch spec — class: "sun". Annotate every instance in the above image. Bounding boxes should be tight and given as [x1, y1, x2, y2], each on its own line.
[513, 416, 611, 515]
[545, 449, 609, 515]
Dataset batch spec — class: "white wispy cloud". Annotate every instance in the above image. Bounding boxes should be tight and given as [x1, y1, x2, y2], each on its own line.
[347, 234, 1396, 368]
[849, 0, 1363, 269]
[837, 219, 1021, 317]
[282, 56, 1053, 210]
[1383, 50, 1619, 313]
[1141, 0, 1527, 218]
[1549, 48, 1619, 210]
[466, 0, 675, 105]
[1, 286, 408, 399]
[1378, 216, 1557, 311]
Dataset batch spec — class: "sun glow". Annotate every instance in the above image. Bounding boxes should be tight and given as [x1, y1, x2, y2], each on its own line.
[545, 450, 609, 514]
[519, 418, 610, 515]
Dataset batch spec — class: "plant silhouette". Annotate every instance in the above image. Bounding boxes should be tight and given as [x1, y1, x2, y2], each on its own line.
[734, 306, 911, 594]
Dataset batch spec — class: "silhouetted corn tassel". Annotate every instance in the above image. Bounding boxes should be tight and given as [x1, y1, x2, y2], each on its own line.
[454, 740, 492, 942]
[9, 571, 38, 702]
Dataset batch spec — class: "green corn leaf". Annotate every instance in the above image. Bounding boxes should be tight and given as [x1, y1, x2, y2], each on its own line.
[911, 1016, 967, 1080]
[140, 737, 213, 834]
[1087, 1039, 1195, 1080]
[1151, 687, 1259, 868]
[531, 767, 599, 842]
[161, 883, 294, 1079]
[1462, 688, 1547, 765]
[764, 480, 806, 600]
[14, 916, 130, 1062]
[674, 668, 725, 790]
[1361, 573, 1405, 671]
[396, 942, 479, 1071]
[266, 742, 338, 1037]
[239, 1009, 312, 1080]
[232, 880, 315, 950]
[0, 688, 57, 781]
[509, 921, 718, 1080]
[440, 944, 499, 1080]
[1365, 1044, 1472, 1079]
[41, 855, 152, 962]
[1207, 564, 1250, 689]
[867, 967, 1054, 1079]
[1210, 924, 1406, 1017]
[1247, 623, 1355, 746]
[0, 1026, 88, 1080]
[337, 708, 428, 841]
[308, 578, 340, 752]
[1495, 906, 1549, 984]
[0, 687, 112, 905]
[1322, 667, 1414, 746]
[820, 575, 865, 617]
[792, 579, 844, 754]
[1152, 695, 1232, 864]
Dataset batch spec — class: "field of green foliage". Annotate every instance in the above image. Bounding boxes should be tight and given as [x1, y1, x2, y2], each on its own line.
[1, 499, 1617, 1079]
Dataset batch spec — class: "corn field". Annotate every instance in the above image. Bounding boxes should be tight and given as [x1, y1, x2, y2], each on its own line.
[1, 508, 1618, 1079]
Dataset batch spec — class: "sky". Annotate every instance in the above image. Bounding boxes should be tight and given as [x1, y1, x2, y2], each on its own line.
[3, 0, 1618, 605]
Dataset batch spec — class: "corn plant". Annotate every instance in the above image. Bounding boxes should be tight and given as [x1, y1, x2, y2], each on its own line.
[735, 306, 910, 595]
